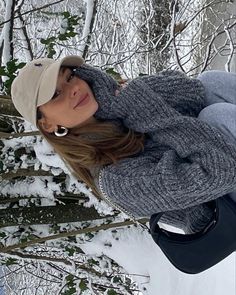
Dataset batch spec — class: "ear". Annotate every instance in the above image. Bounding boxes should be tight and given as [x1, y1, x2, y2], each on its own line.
[38, 117, 57, 134]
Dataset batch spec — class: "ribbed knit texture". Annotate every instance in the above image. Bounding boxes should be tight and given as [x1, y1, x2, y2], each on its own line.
[76, 65, 236, 233]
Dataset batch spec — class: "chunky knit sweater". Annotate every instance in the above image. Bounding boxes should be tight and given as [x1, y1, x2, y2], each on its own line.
[75, 65, 236, 233]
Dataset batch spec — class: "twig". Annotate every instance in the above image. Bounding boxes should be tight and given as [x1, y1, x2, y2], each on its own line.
[224, 26, 234, 72]
[0, 218, 148, 253]
[0, 0, 66, 28]
[0, 130, 41, 139]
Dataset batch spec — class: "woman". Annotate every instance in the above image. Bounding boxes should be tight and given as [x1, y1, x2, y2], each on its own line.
[11, 55, 236, 233]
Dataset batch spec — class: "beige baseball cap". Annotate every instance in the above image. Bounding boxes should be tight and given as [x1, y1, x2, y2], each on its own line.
[11, 55, 84, 127]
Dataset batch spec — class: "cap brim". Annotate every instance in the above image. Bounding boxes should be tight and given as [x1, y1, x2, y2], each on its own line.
[37, 55, 84, 107]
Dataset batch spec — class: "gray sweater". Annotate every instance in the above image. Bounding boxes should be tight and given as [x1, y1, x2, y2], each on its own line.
[76, 65, 236, 233]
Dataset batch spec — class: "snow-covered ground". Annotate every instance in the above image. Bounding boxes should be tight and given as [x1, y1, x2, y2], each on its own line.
[81, 225, 236, 295]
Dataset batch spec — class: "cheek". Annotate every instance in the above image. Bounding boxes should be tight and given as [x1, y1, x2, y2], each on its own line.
[82, 81, 92, 92]
[42, 101, 63, 118]
[53, 96, 68, 108]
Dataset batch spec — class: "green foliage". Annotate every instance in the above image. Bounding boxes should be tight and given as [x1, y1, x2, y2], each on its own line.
[40, 36, 57, 58]
[87, 258, 99, 266]
[0, 59, 26, 95]
[19, 233, 37, 244]
[107, 289, 118, 295]
[61, 274, 82, 295]
[0, 232, 6, 239]
[85, 232, 95, 240]
[79, 279, 89, 293]
[2, 258, 18, 266]
[106, 68, 123, 82]
[50, 224, 61, 233]
[65, 246, 76, 257]
[0, 161, 3, 174]
[61, 287, 76, 295]
[112, 276, 122, 284]
[40, 11, 81, 58]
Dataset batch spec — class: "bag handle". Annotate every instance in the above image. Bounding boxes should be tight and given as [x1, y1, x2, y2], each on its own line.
[149, 196, 236, 274]
[149, 200, 217, 241]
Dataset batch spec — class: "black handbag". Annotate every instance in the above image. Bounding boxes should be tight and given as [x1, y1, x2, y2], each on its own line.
[149, 195, 236, 274]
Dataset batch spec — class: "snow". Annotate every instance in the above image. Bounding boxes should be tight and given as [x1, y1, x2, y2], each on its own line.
[34, 138, 69, 174]
[80, 224, 236, 295]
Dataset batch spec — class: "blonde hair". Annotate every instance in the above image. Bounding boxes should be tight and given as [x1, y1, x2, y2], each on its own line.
[37, 119, 145, 198]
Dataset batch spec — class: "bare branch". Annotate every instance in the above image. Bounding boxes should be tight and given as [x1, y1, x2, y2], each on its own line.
[0, 218, 148, 253]
[0, 0, 66, 28]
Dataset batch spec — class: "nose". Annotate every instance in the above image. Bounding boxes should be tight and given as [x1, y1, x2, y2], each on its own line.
[67, 83, 80, 99]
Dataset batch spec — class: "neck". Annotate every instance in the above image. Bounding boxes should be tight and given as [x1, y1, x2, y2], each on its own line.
[76, 116, 98, 128]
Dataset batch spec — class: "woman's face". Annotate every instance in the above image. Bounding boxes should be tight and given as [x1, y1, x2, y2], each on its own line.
[37, 67, 98, 133]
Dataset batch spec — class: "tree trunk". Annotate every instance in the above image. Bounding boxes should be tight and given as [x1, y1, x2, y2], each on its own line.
[82, 0, 98, 60]
[1, 167, 57, 180]
[0, 204, 104, 227]
[0, 96, 20, 117]
[1, 0, 17, 63]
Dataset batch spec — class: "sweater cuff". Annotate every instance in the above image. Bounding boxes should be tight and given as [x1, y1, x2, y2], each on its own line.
[160, 204, 214, 234]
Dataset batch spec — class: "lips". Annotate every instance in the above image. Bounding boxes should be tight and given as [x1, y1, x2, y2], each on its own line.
[73, 94, 88, 109]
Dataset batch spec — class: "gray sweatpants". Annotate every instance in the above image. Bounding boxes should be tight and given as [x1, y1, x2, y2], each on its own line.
[197, 70, 236, 200]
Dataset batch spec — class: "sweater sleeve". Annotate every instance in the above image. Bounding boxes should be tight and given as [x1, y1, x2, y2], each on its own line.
[112, 72, 206, 133]
[99, 116, 236, 216]
[159, 204, 214, 234]
[75, 64, 119, 99]
[140, 70, 206, 117]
